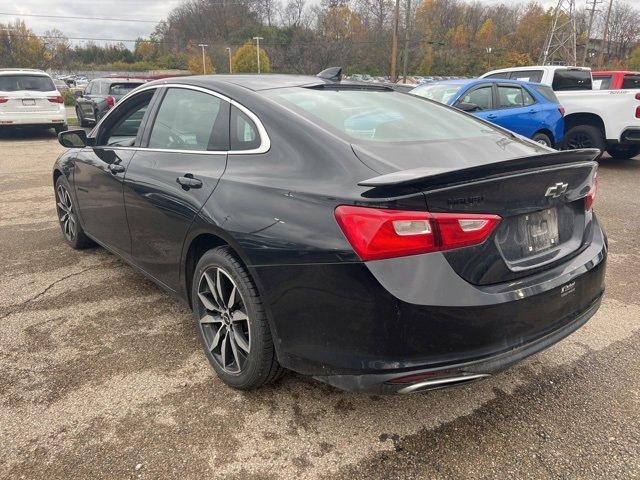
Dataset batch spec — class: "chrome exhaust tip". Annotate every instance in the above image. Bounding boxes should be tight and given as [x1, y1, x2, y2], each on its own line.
[397, 373, 490, 394]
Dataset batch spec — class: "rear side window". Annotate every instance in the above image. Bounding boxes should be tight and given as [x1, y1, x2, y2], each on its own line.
[552, 69, 592, 91]
[230, 106, 261, 151]
[0, 74, 55, 92]
[148, 88, 227, 151]
[509, 70, 544, 83]
[531, 85, 559, 103]
[497, 86, 524, 108]
[592, 76, 612, 90]
[622, 75, 640, 89]
[110, 83, 143, 96]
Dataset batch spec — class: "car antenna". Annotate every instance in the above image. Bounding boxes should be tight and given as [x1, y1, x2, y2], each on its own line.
[317, 67, 342, 82]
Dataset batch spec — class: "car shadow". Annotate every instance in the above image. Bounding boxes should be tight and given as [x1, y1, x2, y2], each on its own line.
[0, 126, 59, 141]
[598, 155, 640, 172]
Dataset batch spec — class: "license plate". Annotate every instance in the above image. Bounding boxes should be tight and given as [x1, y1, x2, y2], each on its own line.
[520, 208, 559, 254]
[22, 99, 36, 106]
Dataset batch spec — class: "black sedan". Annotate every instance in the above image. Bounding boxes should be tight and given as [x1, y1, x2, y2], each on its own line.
[54, 73, 606, 394]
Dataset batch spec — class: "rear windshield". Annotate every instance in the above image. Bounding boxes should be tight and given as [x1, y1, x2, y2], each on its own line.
[109, 82, 143, 95]
[0, 74, 55, 92]
[531, 85, 559, 103]
[410, 83, 463, 104]
[552, 69, 592, 91]
[267, 87, 501, 143]
[622, 75, 640, 89]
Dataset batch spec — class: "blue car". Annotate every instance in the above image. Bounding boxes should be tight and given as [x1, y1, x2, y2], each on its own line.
[410, 79, 564, 147]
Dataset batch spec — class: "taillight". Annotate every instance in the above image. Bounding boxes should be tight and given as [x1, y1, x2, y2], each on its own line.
[636, 106, 640, 119]
[106, 95, 115, 108]
[635, 93, 640, 100]
[0, 96, 9, 103]
[558, 105, 565, 116]
[47, 95, 64, 104]
[585, 175, 598, 211]
[334, 206, 501, 261]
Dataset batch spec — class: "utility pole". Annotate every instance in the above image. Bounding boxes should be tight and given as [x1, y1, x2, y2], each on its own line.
[253, 36, 264, 74]
[198, 43, 208, 74]
[401, 0, 411, 83]
[597, 0, 613, 70]
[390, 0, 400, 82]
[582, 0, 601, 66]
[226, 47, 232, 74]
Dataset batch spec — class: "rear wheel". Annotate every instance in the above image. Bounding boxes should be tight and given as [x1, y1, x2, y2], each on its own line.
[191, 246, 285, 390]
[54, 124, 67, 135]
[563, 124, 606, 151]
[606, 145, 640, 160]
[76, 107, 89, 128]
[55, 175, 93, 249]
[532, 132, 552, 147]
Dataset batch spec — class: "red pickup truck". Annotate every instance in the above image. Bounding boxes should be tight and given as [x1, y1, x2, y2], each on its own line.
[592, 71, 640, 90]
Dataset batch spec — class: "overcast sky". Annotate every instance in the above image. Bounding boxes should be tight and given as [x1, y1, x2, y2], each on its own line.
[1, 0, 560, 47]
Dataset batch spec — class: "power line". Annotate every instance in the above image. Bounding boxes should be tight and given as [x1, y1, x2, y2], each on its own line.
[0, 12, 162, 23]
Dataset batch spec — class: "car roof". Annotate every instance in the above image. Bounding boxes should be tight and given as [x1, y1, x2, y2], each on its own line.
[593, 70, 640, 75]
[145, 74, 326, 92]
[94, 77, 147, 83]
[418, 78, 548, 88]
[0, 69, 50, 76]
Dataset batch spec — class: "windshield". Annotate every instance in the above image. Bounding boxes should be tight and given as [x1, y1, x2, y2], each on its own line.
[0, 74, 55, 92]
[268, 87, 499, 143]
[109, 82, 144, 96]
[410, 83, 463, 104]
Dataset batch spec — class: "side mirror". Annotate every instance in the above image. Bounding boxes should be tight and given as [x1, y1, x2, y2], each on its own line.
[456, 102, 481, 112]
[58, 129, 88, 148]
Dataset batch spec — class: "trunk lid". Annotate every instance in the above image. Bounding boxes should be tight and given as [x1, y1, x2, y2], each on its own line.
[0, 90, 59, 113]
[356, 147, 599, 285]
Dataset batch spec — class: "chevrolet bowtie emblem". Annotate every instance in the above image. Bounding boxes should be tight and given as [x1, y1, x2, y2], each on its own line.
[545, 182, 568, 198]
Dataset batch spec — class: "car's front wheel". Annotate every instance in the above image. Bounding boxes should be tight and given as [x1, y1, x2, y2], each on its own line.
[191, 246, 284, 390]
[606, 145, 640, 160]
[55, 175, 93, 249]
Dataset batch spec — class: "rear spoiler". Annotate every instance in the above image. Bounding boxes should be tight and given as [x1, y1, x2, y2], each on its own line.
[357, 148, 601, 188]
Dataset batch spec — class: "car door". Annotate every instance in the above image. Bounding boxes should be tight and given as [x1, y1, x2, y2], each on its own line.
[72, 88, 158, 256]
[492, 84, 540, 138]
[122, 86, 230, 289]
[79, 81, 95, 118]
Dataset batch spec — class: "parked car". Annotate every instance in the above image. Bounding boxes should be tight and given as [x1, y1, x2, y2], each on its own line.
[481, 66, 640, 159]
[54, 74, 605, 394]
[410, 79, 564, 147]
[0, 69, 67, 133]
[592, 70, 640, 90]
[52, 78, 69, 93]
[75, 77, 145, 127]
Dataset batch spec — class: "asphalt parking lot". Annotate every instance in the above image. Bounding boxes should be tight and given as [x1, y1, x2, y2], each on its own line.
[1, 128, 639, 479]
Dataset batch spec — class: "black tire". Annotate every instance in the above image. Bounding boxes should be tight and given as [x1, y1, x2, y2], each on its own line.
[76, 107, 89, 128]
[532, 132, 552, 147]
[54, 124, 67, 135]
[562, 124, 606, 151]
[606, 145, 640, 160]
[54, 175, 93, 249]
[191, 246, 285, 390]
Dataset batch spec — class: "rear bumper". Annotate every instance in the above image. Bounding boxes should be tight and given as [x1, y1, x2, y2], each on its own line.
[0, 111, 67, 127]
[253, 220, 606, 392]
[620, 127, 640, 145]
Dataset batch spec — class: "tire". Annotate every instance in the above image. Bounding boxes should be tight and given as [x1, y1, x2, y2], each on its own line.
[54, 124, 67, 135]
[54, 175, 93, 249]
[191, 246, 285, 390]
[76, 107, 89, 128]
[606, 145, 640, 160]
[562, 124, 606, 151]
[532, 132, 552, 147]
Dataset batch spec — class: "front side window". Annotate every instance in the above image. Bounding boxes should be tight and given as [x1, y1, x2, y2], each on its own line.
[268, 87, 500, 143]
[148, 88, 226, 151]
[497, 86, 524, 108]
[462, 86, 493, 110]
[97, 90, 154, 147]
[0, 74, 55, 92]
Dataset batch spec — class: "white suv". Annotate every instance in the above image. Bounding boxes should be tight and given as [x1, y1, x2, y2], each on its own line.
[0, 69, 68, 133]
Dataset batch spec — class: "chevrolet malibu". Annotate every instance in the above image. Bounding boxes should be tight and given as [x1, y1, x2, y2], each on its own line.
[53, 74, 606, 394]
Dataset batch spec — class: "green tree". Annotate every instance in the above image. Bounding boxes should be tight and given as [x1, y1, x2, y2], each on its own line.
[628, 46, 640, 70]
[231, 41, 271, 73]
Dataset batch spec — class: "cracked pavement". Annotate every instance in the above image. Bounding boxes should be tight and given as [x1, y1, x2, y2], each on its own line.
[0, 128, 638, 479]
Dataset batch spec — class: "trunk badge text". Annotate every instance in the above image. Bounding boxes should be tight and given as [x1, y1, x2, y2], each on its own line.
[545, 182, 569, 199]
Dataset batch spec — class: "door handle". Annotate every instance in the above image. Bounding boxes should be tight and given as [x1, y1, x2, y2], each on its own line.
[487, 114, 497, 119]
[108, 163, 125, 174]
[177, 175, 203, 190]
[528, 109, 538, 114]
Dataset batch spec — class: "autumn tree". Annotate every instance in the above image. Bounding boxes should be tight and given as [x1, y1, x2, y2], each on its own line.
[231, 41, 271, 73]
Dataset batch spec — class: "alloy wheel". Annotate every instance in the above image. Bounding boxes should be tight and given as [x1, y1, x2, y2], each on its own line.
[566, 133, 592, 149]
[197, 267, 251, 374]
[56, 184, 77, 242]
